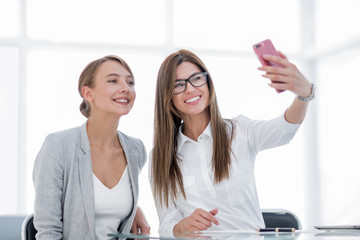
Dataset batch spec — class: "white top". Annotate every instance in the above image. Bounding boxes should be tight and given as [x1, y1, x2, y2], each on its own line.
[93, 167, 133, 239]
[149, 114, 300, 237]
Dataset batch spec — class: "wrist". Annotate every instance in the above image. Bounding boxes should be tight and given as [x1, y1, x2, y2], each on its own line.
[297, 83, 315, 102]
[173, 223, 182, 237]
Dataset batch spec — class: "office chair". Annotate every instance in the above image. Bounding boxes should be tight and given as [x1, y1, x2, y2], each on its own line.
[0, 214, 27, 240]
[261, 209, 302, 230]
[21, 213, 37, 240]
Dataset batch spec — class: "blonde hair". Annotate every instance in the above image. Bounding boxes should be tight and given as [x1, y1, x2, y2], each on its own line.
[78, 55, 134, 118]
[152, 49, 234, 207]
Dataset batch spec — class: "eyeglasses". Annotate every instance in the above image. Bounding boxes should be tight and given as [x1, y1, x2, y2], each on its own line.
[173, 72, 208, 94]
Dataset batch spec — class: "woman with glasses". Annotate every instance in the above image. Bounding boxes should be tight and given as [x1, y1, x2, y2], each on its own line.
[33, 55, 150, 239]
[149, 49, 314, 237]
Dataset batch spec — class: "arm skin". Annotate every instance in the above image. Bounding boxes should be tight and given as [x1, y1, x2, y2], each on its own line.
[173, 208, 219, 237]
[131, 206, 151, 234]
[259, 52, 313, 124]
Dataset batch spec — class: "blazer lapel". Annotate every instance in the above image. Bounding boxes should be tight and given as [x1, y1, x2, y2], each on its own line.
[78, 122, 96, 239]
[118, 132, 139, 221]
[127, 154, 139, 202]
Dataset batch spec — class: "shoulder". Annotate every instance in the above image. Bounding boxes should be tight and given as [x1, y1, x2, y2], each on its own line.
[37, 124, 86, 165]
[231, 114, 255, 125]
[35, 125, 83, 173]
[46, 125, 82, 141]
[118, 131, 147, 171]
[231, 114, 282, 129]
[230, 113, 300, 140]
[148, 149, 154, 169]
[227, 115, 254, 133]
[42, 126, 82, 150]
[118, 131, 145, 151]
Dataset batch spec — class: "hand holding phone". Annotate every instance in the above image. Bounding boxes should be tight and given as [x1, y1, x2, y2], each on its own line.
[253, 39, 284, 92]
[253, 39, 282, 67]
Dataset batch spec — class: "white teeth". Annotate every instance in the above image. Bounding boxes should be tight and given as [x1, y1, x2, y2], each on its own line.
[185, 96, 200, 103]
[114, 99, 128, 103]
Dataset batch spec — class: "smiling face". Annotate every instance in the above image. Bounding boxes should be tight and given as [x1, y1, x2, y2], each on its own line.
[172, 62, 210, 119]
[82, 60, 136, 118]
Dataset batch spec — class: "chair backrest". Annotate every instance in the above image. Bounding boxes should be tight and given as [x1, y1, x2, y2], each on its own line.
[261, 209, 301, 230]
[21, 214, 37, 240]
[0, 214, 27, 240]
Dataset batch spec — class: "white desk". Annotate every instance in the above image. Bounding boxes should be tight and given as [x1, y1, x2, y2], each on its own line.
[108, 229, 360, 240]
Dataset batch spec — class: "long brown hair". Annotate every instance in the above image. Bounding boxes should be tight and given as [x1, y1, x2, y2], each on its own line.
[152, 49, 234, 207]
[78, 55, 134, 118]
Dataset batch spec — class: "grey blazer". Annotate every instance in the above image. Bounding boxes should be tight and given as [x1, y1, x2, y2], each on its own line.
[33, 122, 146, 239]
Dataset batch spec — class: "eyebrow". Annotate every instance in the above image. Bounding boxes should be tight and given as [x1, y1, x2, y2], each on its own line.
[105, 73, 133, 78]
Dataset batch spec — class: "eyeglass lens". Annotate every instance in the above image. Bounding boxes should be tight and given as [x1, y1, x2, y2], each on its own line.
[173, 72, 207, 94]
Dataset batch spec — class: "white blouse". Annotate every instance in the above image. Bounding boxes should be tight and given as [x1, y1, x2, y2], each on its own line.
[93, 166, 133, 239]
[149, 114, 300, 237]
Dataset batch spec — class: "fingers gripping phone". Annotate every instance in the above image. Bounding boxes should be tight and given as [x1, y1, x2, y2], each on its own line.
[253, 39, 284, 92]
[253, 39, 282, 67]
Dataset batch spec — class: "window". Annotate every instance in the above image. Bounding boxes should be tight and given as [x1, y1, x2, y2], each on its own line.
[0, 0, 18, 37]
[318, 49, 360, 225]
[173, 0, 300, 53]
[0, 47, 19, 213]
[316, 0, 360, 48]
[1, 0, 360, 233]
[27, 0, 166, 45]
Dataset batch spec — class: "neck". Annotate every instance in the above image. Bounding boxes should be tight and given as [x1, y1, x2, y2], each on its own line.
[86, 113, 120, 148]
[182, 111, 210, 141]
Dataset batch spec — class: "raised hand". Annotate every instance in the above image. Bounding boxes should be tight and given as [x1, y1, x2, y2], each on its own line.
[258, 51, 312, 98]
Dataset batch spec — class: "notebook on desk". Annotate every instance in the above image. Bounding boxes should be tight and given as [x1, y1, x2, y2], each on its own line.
[314, 225, 360, 230]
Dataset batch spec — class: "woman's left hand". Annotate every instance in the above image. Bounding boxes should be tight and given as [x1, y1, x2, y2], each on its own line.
[258, 51, 312, 98]
[131, 206, 151, 235]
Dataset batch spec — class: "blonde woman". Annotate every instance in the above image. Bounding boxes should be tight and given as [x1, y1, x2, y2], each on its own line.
[150, 49, 314, 237]
[33, 55, 150, 239]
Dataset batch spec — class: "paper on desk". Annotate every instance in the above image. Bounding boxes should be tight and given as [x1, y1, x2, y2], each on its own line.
[200, 229, 316, 235]
[200, 229, 259, 234]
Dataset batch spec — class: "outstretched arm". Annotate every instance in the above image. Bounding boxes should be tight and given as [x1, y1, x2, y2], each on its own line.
[258, 51, 314, 124]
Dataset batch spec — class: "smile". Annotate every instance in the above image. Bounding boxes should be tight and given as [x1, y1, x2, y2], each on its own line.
[114, 99, 129, 103]
[185, 96, 200, 103]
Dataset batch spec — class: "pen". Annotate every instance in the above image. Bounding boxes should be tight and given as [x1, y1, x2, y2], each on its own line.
[257, 228, 295, 232]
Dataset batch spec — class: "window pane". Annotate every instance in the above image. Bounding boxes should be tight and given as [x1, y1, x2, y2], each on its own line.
[316, 0, 360, 47]
[173, 0, 300, 53]
[201, 54, 297, 118]
[0, 0, 18, 37]
[318, 49, 360, 225]
[27, 0, 166, 45]
[0, 47, 19, 213]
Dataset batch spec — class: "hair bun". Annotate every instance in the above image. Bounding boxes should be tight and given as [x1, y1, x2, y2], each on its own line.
[80, 100, 90, 118]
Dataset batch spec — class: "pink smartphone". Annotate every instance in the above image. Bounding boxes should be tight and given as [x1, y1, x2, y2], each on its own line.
[253, 39, 284, 92]
[253, 39, 282, 67]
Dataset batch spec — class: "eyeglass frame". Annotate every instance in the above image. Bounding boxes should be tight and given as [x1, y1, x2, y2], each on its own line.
[173, 72, 208, 94]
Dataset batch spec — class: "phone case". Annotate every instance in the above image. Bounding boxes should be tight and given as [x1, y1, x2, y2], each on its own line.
[253, 39, 282, 67]
[253, 39, 284, 93]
